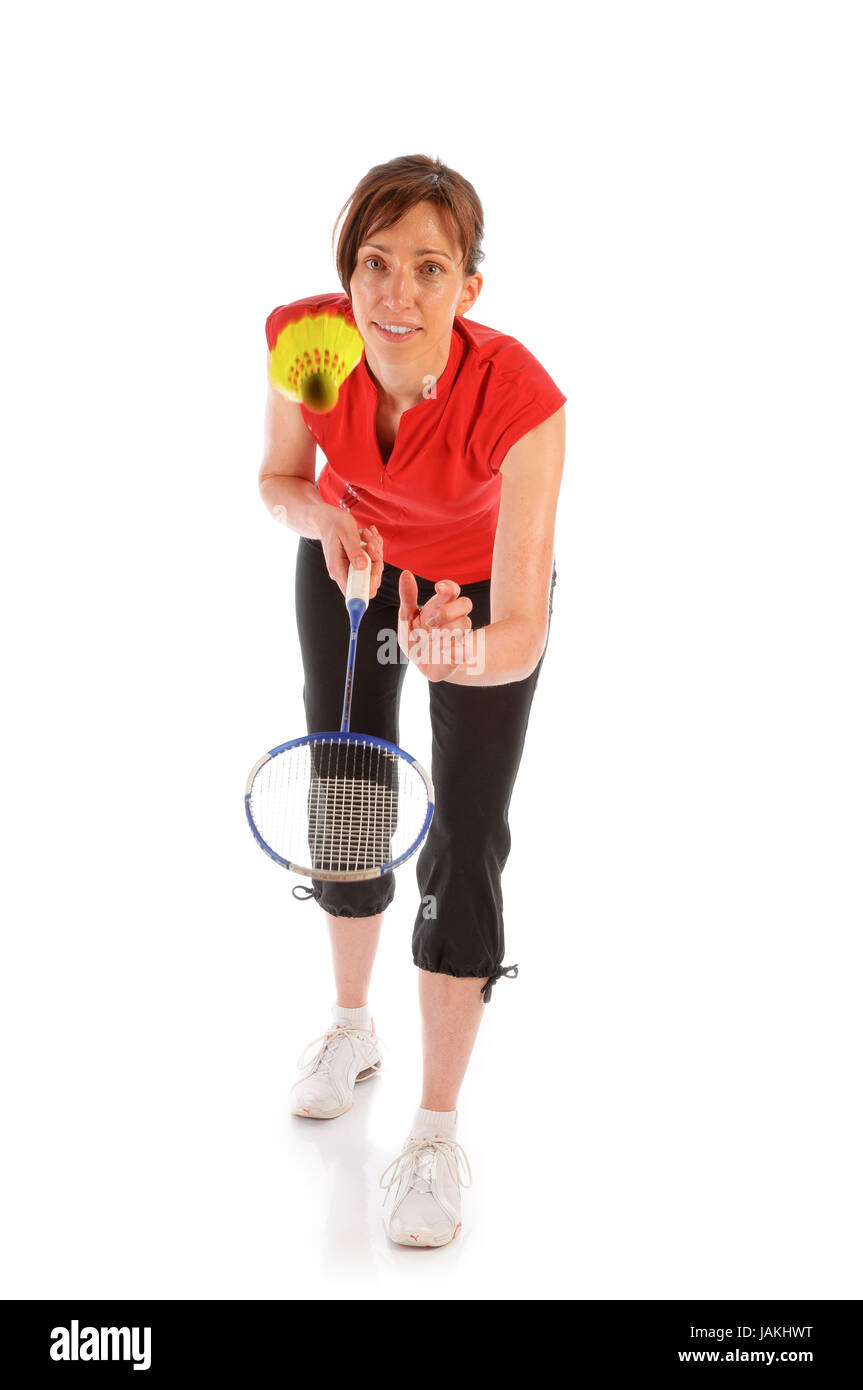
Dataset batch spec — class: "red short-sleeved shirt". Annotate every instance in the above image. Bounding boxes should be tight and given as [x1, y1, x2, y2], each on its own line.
[265, 292, 566, 583]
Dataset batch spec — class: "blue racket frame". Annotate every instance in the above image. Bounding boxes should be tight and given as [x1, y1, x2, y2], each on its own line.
[245, 729, 435, 879]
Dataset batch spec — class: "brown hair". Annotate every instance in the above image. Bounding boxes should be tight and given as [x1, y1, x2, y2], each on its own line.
[332, 154, 485, 298]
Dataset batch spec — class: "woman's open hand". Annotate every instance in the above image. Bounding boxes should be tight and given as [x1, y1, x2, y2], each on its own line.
[398, 572, 473, 682]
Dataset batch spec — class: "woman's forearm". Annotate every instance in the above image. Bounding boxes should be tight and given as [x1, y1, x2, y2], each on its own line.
[260, 474, 333, 539]
[442, 615, 546, 688]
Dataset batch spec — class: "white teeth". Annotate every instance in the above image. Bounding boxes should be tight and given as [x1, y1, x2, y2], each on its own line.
[379, 324, 415, 334]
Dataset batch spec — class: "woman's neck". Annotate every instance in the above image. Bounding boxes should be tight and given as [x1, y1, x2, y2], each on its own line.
[364, 331, 453, 412]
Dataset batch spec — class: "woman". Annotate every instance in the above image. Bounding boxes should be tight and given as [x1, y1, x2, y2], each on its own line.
[259, 155, 566, 1247]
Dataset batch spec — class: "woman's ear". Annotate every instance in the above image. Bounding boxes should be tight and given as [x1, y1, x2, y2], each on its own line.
[456, 273, 483, 317]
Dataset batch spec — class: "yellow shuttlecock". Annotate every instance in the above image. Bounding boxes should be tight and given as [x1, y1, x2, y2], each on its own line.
[268, 304, 364, 414]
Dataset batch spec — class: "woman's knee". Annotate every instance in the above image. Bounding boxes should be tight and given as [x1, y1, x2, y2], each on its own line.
[420, 808, 512, 875]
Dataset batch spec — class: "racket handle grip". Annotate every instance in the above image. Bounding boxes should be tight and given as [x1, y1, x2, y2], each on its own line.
[346, 540, 371, 609]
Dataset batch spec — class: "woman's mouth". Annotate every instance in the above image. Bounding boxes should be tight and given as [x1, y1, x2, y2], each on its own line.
[373, 322, 421, 343]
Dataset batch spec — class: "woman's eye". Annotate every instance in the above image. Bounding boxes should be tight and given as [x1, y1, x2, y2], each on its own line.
[363, 257, 443, 275]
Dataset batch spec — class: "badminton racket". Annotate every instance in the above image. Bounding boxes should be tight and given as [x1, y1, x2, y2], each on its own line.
[245, 546, 435, 881]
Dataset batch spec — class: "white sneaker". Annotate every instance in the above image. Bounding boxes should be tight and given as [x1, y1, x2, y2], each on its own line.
[379, 1126, 472, 1247]
[290, 1017, 382, 1120]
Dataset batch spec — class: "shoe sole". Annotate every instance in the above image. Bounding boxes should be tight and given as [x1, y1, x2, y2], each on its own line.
[290, 1063, 381, 1120]
[387, 1222, 462, 1248]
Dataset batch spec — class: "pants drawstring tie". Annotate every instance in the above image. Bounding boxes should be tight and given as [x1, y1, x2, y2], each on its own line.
[481, 963, 519, 1004]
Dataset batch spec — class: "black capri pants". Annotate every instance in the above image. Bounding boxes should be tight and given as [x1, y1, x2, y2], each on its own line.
[293, 536, 556, 1002]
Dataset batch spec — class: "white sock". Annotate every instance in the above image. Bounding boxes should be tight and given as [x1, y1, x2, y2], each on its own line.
[412, 1106, 457, 1140]
[332, 1001, 373, 1031]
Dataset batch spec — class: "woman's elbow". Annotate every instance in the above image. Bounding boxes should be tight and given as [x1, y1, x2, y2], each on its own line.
[517, 622, 549, 682]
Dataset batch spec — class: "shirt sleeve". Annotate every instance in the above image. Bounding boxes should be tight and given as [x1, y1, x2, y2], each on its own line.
[265, 292, 354, 352]
[265, 305, 291, 352]
[485, 347, 567, 475]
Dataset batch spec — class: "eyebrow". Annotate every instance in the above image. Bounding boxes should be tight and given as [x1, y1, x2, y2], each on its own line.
[363, 242, 454, 262]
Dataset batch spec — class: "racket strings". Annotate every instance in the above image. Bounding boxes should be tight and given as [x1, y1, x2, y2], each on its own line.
[248, 736, 429, 878]
[308, 738, 398, 871]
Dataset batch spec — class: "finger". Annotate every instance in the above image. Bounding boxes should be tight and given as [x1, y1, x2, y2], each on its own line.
[398, 568, 418, 616]
[360, 527, 384, 594]
[346, 536, 368, 569]
[421, 596, 473, 627]
[421, 580, 462, 622]
[427, 614, 472, 635]
[441, 597, 473, 621]
[329, 554, 349, 597]
[360, 526, 383, 557]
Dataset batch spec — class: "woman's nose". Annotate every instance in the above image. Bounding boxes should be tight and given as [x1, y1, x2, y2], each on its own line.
[384, 267, 415, 309]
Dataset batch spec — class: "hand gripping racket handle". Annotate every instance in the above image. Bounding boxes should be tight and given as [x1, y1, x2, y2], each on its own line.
[345, 541, 371, 609]
[341, 541, 370, 732]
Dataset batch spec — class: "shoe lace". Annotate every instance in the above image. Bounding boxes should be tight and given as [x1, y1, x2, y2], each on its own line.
[296, 1026, 382, 1077]
[378, 1136, 473, 1196]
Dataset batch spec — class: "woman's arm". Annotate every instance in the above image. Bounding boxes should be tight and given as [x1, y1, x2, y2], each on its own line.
[258, 372, 384, 596]
[397, 406, 565, 686]
[444, 404, 566, 686]
[259, 375, 329, 538]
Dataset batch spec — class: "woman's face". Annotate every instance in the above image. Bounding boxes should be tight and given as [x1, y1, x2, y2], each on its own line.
[349, 201, 481, 365]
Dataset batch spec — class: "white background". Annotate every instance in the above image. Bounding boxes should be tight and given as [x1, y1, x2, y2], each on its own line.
[1, 1, 860, 1301]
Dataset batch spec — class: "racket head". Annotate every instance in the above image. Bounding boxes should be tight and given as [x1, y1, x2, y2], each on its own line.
[245, 731, 435, 881]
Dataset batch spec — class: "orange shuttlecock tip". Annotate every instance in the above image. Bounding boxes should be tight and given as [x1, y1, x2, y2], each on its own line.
[268, 308, 364, 415]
